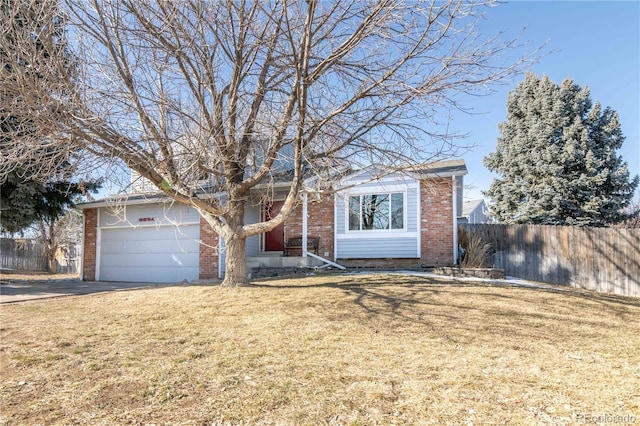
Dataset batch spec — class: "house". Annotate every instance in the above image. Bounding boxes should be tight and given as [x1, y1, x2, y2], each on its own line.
[78, 159, 467, 283]
[457, 199, 489, 224]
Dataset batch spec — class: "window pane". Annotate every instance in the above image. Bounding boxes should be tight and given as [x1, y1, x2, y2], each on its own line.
[391, 193, 404, 229]
[348, 196, 360, 230]
[362, 194, 389, 230]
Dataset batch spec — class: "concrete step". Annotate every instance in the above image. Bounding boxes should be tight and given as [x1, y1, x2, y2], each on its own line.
[246, 260, 263, 269]
[246, 255, 324, 269]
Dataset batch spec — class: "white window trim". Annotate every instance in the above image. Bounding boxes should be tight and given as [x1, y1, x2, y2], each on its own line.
[337, 231, 419, 240]
[345, 190, 407, 235]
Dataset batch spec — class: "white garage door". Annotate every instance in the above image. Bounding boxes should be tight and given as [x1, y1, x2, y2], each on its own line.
[99, 225, 199, 283]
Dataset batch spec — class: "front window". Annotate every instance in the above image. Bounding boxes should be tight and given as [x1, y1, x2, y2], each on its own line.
[348, 192, 404, 231]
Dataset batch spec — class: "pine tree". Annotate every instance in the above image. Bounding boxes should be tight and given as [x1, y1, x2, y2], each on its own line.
[484, 73, 639, 226]
[0, 175, 100, 234]
[1, 0, 100, 270]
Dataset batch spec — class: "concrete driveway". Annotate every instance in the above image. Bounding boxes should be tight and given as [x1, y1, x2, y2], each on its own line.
[0, 275, 182, 304]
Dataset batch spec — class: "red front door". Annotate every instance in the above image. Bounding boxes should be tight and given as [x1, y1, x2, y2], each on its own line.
[265, 201, 285, 251]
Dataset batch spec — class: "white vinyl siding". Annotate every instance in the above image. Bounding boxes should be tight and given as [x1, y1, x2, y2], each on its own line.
[219, 237, 226, 279]
[99, 203, 200, 228]
[406, 187, 418, 232]
[338, 237, 418, 258]
[335, 172, 420, 259]
[245, 204, 260, 257]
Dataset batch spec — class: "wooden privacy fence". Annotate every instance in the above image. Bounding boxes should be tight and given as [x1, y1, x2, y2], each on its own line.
[1, 238, 48, 271]
[459, 224, 639, 297]
[0, 238, 81, 273]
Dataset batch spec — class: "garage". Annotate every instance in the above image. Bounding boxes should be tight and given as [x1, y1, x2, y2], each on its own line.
[97, 203, 201, 283]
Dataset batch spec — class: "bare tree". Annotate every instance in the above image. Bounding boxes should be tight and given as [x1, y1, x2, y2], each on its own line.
[31, 208, 82, 272]
[1, 0, 535, 286]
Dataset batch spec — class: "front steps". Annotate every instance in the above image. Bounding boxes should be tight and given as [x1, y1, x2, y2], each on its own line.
[247, 253, 324, 269]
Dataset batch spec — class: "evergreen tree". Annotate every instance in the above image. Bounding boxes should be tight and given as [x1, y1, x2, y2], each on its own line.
[0, 175, 100, 234]
[0, 0, 100, 268]
[484, 73, 639, 226]
[1, 0, 75, 154]
[1, 0, 97, 206]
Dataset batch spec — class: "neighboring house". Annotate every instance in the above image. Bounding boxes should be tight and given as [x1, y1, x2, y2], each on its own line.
[458, 199, 489, 224]
[78, 160, 467, 283]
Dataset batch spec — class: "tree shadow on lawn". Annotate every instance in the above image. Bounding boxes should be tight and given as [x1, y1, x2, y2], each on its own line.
[251, 273, 640, 346]
[252, 272, 639, 308]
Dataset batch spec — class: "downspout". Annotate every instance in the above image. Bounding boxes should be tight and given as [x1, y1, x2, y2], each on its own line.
[452, 175, 458, 265]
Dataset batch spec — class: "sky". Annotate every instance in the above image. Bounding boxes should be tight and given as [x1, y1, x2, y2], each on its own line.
[94, 1, 639, 201]
[448, 1, 640, 201]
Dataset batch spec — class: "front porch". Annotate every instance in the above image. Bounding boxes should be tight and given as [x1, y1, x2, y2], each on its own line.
[227, 190, 342, 278]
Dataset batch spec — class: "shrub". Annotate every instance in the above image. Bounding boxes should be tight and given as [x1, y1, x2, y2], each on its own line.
[458, 228, 492, 268]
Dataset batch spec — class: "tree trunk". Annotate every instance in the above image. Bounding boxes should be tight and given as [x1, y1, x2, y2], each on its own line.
[46, 246, 57, 273]
[221, 235, 249, 287]
[39, 218, 58, 273]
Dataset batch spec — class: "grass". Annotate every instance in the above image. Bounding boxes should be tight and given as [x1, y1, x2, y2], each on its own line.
[1, 273, 639, 425]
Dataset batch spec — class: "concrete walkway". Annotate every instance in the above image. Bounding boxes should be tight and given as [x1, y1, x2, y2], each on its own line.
[0, 278, 180, 304]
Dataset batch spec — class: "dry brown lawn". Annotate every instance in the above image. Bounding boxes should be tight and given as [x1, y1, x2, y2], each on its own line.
[1, 273, 639, 425]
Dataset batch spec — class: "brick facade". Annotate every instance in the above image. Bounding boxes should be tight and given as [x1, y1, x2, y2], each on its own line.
[306, 196, 335, 260]
[420, 178, 454, 266]
[82, 208, 97, 281]
[199, 216, 219, 280]
[82, 177, 455, 281]
[284, 195, 335, 259]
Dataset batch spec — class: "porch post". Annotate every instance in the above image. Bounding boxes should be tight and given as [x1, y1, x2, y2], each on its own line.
[302, 192, 308, 258]
[452, 175, 458, 265]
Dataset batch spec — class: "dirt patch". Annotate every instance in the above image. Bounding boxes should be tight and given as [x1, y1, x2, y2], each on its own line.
[91, 380, 151, 410]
